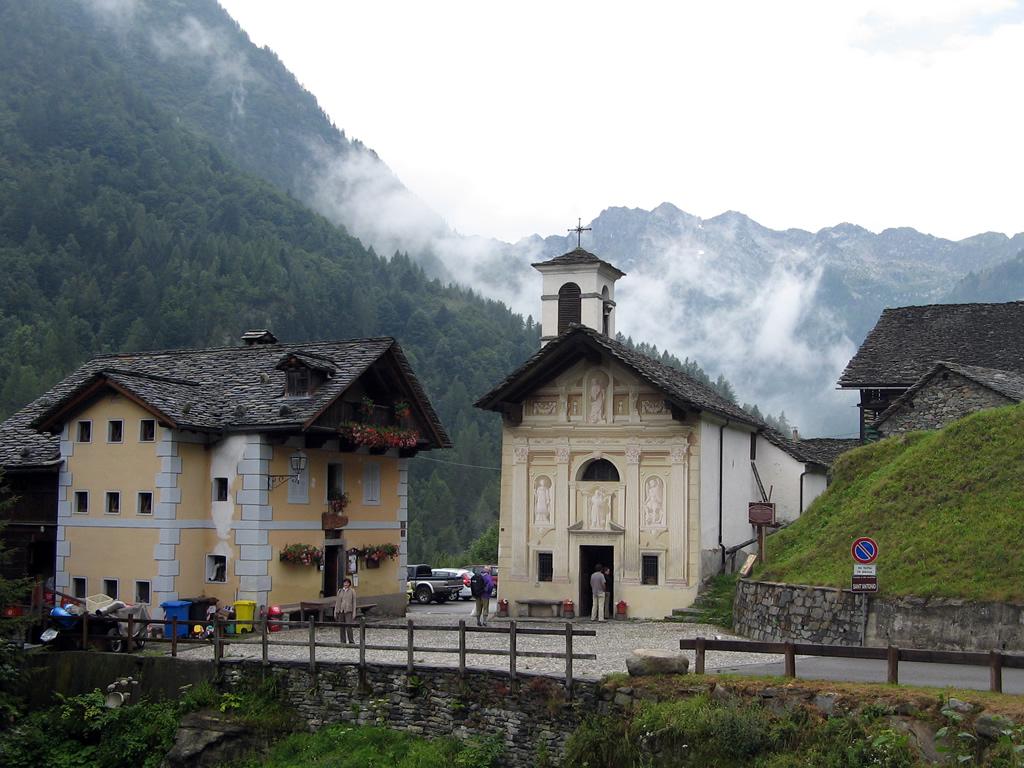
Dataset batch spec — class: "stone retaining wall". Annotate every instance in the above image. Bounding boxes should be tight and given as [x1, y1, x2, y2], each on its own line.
[221, 660, 600, 766]
[735, 579, 1024, 651]
[733, 579, 868, 645]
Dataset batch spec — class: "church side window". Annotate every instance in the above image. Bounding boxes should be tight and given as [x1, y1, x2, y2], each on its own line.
[642, 554, 659, 585]
[557, 282, 581, 334]
[580, 458, 619, 482]
[538, 552, 553, 582]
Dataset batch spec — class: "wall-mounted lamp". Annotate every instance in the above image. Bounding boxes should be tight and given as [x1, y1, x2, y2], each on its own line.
[268, 454, 308, 490]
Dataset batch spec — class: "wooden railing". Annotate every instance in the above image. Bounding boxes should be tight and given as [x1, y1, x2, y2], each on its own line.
[681, 637, 1024, 693]
[80, 616, 597, 696]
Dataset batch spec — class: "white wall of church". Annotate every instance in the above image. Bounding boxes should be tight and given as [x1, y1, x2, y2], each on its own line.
[752, 438, 827, 523]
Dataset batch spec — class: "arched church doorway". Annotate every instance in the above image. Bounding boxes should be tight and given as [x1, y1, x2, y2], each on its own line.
[579, 544, 614, 618]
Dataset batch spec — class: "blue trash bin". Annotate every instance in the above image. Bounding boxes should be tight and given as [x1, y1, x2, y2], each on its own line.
[161, 600, 192, 638]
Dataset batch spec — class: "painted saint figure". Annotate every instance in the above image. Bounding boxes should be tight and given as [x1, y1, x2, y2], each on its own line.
[643, 476, 665, 527]
[589, 487, 611, 529]
[588, 372, 607, 424]
[534, 476, 552, 524]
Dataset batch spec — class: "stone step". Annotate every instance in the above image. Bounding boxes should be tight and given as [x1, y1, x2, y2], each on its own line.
[671, 607, 703, 617]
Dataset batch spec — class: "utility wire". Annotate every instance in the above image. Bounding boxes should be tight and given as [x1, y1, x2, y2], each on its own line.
[414, 455, 501, 471]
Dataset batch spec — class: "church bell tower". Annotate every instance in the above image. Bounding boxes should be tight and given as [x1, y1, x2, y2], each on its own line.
[532, 236, 626, 346]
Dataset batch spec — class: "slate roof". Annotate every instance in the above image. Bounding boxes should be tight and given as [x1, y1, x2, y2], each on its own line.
[759, 429, 829, 469]
[475, 324, 759, 427]
[532, 247, 627, 278]
[874, 361, 1024, 427]
[838, 301, 1024, 388]
[1, 337, 449, 470]
[796, 437, 862, 467]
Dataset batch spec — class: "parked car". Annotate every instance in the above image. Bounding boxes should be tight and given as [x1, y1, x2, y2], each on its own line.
[433, 568, 473, 600]
[460, 564, 499, 598]
[406, 564, 464, 605]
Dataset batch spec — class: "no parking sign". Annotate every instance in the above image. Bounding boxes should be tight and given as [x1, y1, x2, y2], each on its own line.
[851, 537, 878, 564]
[851, 537, 878, 592]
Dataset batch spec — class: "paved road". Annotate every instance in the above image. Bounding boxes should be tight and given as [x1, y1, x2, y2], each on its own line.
[713, 656, 1024, 694]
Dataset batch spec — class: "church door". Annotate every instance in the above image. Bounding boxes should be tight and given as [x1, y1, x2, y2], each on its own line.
[578, 545, 613, 617]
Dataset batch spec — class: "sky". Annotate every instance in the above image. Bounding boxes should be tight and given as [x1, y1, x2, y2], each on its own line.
[218, 0, 1024, 244]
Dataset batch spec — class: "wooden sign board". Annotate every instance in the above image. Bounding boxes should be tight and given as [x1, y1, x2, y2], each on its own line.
[748, 502, 776, 526]
[739, 553, 758, 577]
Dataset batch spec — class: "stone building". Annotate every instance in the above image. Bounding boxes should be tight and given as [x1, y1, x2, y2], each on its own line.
[475, 247, 834, 619]
[874, 361, 1024, 435]
[838, 301, 1024, 439]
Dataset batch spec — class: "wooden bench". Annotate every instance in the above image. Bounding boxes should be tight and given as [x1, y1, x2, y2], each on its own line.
[515, 599, 563, 618]
[278, 600, 377, 623]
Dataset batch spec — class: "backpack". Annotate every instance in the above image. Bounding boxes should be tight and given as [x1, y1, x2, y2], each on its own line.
[470, 572, 485, 597]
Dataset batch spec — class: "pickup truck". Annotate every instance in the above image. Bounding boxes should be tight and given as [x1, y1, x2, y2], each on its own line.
[407, 564, 463, 605]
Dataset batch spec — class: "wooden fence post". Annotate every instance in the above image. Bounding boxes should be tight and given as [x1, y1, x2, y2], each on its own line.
[784, 642, 796, 678]
[406, 619, 414, 674]
[887, 645, 899, 685]
[509, 620, 517, 682]
[990, 650, 1003, 693]
[126, 614, 135, 653]
[171, 617, 178, 658]
[694, 636, 706, 675]
[458, 620, 467, 679]
[564, 622, 573, 698]
[214, 618, 222, 665]
[359, 616, 367, 671]
[82, 612, 89, 649]
[308, 616, 317, 675]
[261, 617, 269, 666]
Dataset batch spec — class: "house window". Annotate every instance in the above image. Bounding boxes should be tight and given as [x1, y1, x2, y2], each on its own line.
[641, 554, 659, 586]
[74, 491, 89, 514]
[363, 462, 381, 505]
[580, 459, 619, 482]
[105, 491, 120, 515]
[285, 368, 310, 396]
[107, 420, 123, 443]
[213, 477, 228, 502]
[538, 552, 554, 582]
[72, 577, 87, 599]
[327, 463, 344, 500]
[134, 581, 151, 604]
[102, 578, 119, 600]
[206, 554, 227, 583]
[77, 421, 92, 443]
[137, 491, 153, 515]
[139, 419, 155, 442]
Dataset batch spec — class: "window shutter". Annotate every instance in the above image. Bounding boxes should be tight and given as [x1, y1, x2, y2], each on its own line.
[557, 283, 582, 334]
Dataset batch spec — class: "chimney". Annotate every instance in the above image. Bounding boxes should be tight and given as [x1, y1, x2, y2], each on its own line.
[241, 329, 278, 346]
[791, 427, 800, 441]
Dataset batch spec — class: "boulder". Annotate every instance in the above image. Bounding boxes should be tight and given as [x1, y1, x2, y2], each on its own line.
[974, 712, 1014, 740]
[626, 649, 690, 676]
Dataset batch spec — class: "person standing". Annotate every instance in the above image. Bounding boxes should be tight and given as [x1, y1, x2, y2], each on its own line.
[590, 565, 607, 621]
[603, 566, 614, 619]
[471, 566, 494, 626]
[334, 577, 357, 644]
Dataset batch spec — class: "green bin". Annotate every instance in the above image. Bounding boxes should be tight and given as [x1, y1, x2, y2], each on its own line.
[233, 600, 257, 633]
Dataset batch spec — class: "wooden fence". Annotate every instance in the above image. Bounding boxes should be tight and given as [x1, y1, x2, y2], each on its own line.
[680, 637, 1024, 693]
[77, 615, 597, 696]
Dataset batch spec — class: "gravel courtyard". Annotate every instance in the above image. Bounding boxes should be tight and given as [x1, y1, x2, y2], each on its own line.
[174, 604, 780, 681]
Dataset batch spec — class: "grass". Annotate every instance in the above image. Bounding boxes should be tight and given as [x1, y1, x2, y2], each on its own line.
[688, 572, 738, 628]
[756, 403, 1024, 601]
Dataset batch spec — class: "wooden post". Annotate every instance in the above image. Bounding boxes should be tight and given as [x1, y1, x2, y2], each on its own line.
[261, 617, 269, 666]
[406, 619, 414, 674]
[171, 617, 178, 658]
[214, 619, 222, 665]
[359, 616, 367, 671]
[82, 612, 89, 649]
[458, 620, 467, 679]
[308, 616, 317, 675]
[886, 645, 899, 685]
[990, 650, 1003, 693]
[757, 525, 766, 565]
[126, 614, 135, 653]
[783, 642, 796, 678]
[509, 620, 517, 682]
[564, 622, 574, 698]
[694, 636, 706, 675]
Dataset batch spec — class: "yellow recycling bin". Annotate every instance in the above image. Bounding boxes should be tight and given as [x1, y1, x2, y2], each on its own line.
[233, 600, 257, 633]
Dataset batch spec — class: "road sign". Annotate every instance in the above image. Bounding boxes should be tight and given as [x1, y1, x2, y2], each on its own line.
[851, 537, 878, 564]
[851, 575, 878, 593]
[853, 564, 876, 576]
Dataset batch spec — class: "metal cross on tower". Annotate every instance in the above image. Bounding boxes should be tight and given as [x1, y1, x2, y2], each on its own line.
[568, 217, 591, 248]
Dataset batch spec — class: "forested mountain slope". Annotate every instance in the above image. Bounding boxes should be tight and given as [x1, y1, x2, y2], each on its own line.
[0, 1, 538, 560]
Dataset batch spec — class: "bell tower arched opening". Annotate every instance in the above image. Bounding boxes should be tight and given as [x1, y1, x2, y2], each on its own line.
[557, 282, 582, 334]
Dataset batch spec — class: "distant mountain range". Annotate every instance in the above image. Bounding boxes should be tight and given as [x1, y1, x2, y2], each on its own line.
[28, 1, 1024, 436]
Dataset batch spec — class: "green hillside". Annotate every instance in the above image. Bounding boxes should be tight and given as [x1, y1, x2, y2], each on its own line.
[757, 404, 1024, 601]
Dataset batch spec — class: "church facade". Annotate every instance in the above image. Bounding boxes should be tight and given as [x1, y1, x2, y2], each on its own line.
[476, 247, 825, 619]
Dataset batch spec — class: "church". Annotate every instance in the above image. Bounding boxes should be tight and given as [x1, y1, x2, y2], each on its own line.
[475, 245, 829, 619]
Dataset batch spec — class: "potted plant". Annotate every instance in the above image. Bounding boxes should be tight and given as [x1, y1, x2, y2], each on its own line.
[279, 543, 324, 567]
[328, 491, 349, 513]
[360, 543, 399, 568]
[393, 400, 411, 420]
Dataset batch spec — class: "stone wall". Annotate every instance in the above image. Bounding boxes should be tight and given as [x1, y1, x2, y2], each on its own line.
[733, 579, 868, 646]
[735, 580, 1024, 651]
[221, 659, 599, 767]
[879, 371, 1013, 435]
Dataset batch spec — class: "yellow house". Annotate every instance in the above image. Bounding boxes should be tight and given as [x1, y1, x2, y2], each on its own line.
[15, 330, 449, 617]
